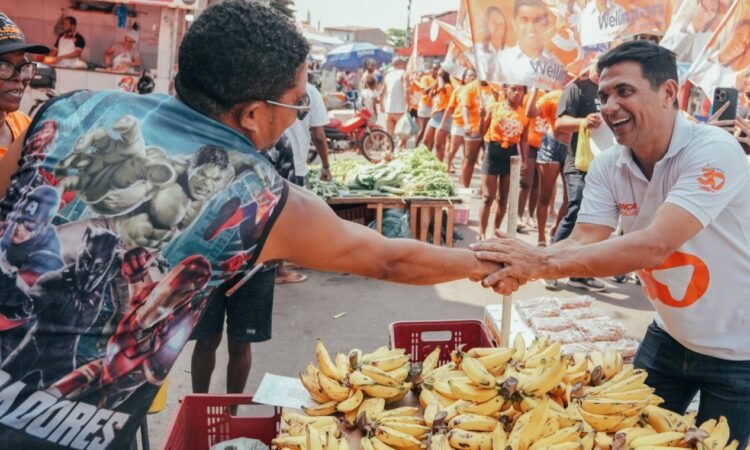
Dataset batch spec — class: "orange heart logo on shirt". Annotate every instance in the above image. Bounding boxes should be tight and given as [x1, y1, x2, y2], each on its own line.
[637, 251, 709, 308]
[697, 167, 726, 192]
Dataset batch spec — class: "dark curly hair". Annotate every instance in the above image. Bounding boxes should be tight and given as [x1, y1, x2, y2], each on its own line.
[175, 0, 310, 118]
[193, 145, 230, 169]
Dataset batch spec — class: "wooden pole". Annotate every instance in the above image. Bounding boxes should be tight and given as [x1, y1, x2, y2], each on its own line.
[500, 155, 522, 347]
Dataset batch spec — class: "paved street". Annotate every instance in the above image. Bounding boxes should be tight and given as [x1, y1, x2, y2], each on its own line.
[146, 165, 656, 448]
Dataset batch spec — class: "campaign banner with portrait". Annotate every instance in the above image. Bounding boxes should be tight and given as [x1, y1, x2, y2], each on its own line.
[687, 0, 750, 98]
[661, 0, 732, 63]
[465, 0, 573, 89]
[574, 0, 672, 47]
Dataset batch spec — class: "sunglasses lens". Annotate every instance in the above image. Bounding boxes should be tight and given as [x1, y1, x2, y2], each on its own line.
[20, 63, 36, 81]
[0, 62, 13, 80]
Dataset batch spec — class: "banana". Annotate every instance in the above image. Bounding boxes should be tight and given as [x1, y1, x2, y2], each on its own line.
[578, 407, 631, 432]
[424, 401, 442, 427]
[349, 370, 377, 388]
[461, 353, 497, 388]
[703, 416, 730, 450]
[419, 387, 439, 408]
[302, 400, 339, 416]
[299, 372, 332, 403]
[362, 383, 407, 399]
[581, 432, 595, 450]
[630, 432, 685, 448]
[375, 425, 423, 448]
[580, 397, 649, 415]
[546, 442, 582, 450]
[457, 394, 504, 416]
[385, 382, 412, 403]
[449, 413, 500, 432]
[336, 388, 364, 413]
[361, 364, 401, 387]
[434, 380, 460, 400]
[642, 405, 691, 433]
[700, 418, 718, 434]
[528, 425, 581, 450]
[421, 346, 442, 374]
[447, 429, 493, 450]
[317, 371, 350, 402]
[338, 437, 350, 450]
[491, 423, 507, 450]
[369, 436, 396, 450]
[476, 348, 517, 371]
[647, 394, 666, 406]
[324, 429, 339, 450]
[272, 435, 306, 450]
[348, 348, 363, 368]
[594, 431, 613, 450]
[616, 427, 656, 445]
[598, 370, 649, 395]
[343, 408, 358, 429]
[305, 424, 322, 450]
[377, 406, 421, 419]
[358, 397, 386, 422]
[449, 379, 499, 403]
[630, 447, 688, 450]
[362, 346, 391, 362]
[282, 411, 338, 427]
[520, 356, 566, 397]
[335, 352, 350, 377]
[444, 399, 472, 422]
[387, 363, 410, 384]
[361, 437, 377, 450]
[377, 421, 430, 438]
[316, 340, 345, 382]
[513, 333, 526, 361]
[598, 386, 654, 402]
[369, 354, 410, 372]
[524, 341, 562, 368]
[432, 433, 453, 450]
[518, 399, 550, 450]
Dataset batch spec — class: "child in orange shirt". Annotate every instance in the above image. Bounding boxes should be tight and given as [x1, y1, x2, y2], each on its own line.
[478, 84, 528, 240]
[442, 68, 476, 173]
[423, 68, 453, 160]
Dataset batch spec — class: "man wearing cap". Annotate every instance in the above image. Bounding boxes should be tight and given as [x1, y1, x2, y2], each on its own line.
[0, 14, 49, 158]
[104, 31, 141, 73]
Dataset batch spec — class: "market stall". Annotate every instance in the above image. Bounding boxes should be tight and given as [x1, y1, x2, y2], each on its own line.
[7, 0, 198, 104]
[309, 149, 463, 246]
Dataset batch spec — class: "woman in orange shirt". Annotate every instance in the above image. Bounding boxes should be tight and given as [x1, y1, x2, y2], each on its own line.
[443, 68, 476, 173]
[534, 89, 570, 247]
[459, 78, 495, 188]
[517, 89, 542, 232]
[423, 68, 453, 161]
[478, 84, 528, 240]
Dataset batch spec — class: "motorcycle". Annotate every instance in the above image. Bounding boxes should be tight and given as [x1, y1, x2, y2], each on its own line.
[309, 107, 394, 164]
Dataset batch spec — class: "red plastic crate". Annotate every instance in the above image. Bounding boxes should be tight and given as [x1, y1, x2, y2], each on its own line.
[161, 394, 280, 450]
[389, 320, 495, 366]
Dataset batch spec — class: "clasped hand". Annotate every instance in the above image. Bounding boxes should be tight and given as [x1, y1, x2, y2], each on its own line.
[470, 231, 548, 295]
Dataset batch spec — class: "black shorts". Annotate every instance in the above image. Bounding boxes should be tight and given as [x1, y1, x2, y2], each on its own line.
[190, 267, 276, 343]
[482, 142, 518, 176]
[409, 108, 417, 119]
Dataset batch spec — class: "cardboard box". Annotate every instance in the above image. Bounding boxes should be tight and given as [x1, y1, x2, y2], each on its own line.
[483, 304, 535, 347]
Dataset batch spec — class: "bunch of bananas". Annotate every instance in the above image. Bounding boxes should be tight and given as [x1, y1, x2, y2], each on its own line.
[359, 406, 430, 450]
[299, 341, 413, 423]
[272, 412, 346, 450]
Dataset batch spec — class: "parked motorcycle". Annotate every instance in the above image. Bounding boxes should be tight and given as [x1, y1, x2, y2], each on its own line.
[309, 107, 394, 164]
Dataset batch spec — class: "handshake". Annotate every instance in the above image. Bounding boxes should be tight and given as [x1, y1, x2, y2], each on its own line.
[469, 231, 550, 296]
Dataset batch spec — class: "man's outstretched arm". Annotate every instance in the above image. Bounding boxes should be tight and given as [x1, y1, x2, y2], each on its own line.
[260, 184, 499, 285]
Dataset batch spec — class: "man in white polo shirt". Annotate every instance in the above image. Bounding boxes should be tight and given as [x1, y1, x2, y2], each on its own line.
[578, 0, 627, 47]
[472, 41, 750, 446]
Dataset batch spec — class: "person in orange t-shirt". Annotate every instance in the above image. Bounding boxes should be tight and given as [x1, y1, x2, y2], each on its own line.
[442, 68, 477, 173]
[423, 68, 454, 160]
[0, 15, 50, 158]
[459, 78, 497, 187]
[533, 88, 570, 246]
[517, 89, 543, 233]
[478, 84, 529, 240]
[415, 64, 438, 146]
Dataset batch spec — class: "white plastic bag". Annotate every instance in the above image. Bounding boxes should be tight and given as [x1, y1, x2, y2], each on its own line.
[394, 113, 417, 139]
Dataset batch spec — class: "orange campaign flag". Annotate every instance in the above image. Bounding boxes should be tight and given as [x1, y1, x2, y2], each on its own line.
[661, 0, 731, 64]
[687, 0, 750, 99]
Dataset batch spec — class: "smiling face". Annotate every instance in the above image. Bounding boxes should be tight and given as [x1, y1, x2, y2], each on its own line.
[486, 9, 507, 48]
[515, 5, 550, 54]
[597, 61, 676, 151]
[0, 51, 31, 114]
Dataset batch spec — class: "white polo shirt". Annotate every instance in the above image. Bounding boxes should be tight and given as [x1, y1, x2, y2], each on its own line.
[497, 46, 566, 90]
[578, 113, 750, 360]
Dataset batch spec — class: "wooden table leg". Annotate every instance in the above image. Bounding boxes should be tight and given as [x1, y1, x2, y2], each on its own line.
[433, 207, 443, 246]
[420, 207, 430, 242]
[446, 206, 455, 247]
[376, 203, 384, 234]
[410, 204, 417, 238]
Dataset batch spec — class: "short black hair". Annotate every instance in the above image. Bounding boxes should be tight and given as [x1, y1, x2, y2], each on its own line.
[193, 145, 230, 169]
[513, 0, 548, 18]
[175, 0, 310, 119]
[65, 16, 77, 27]
[597, 41, 677, 91]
